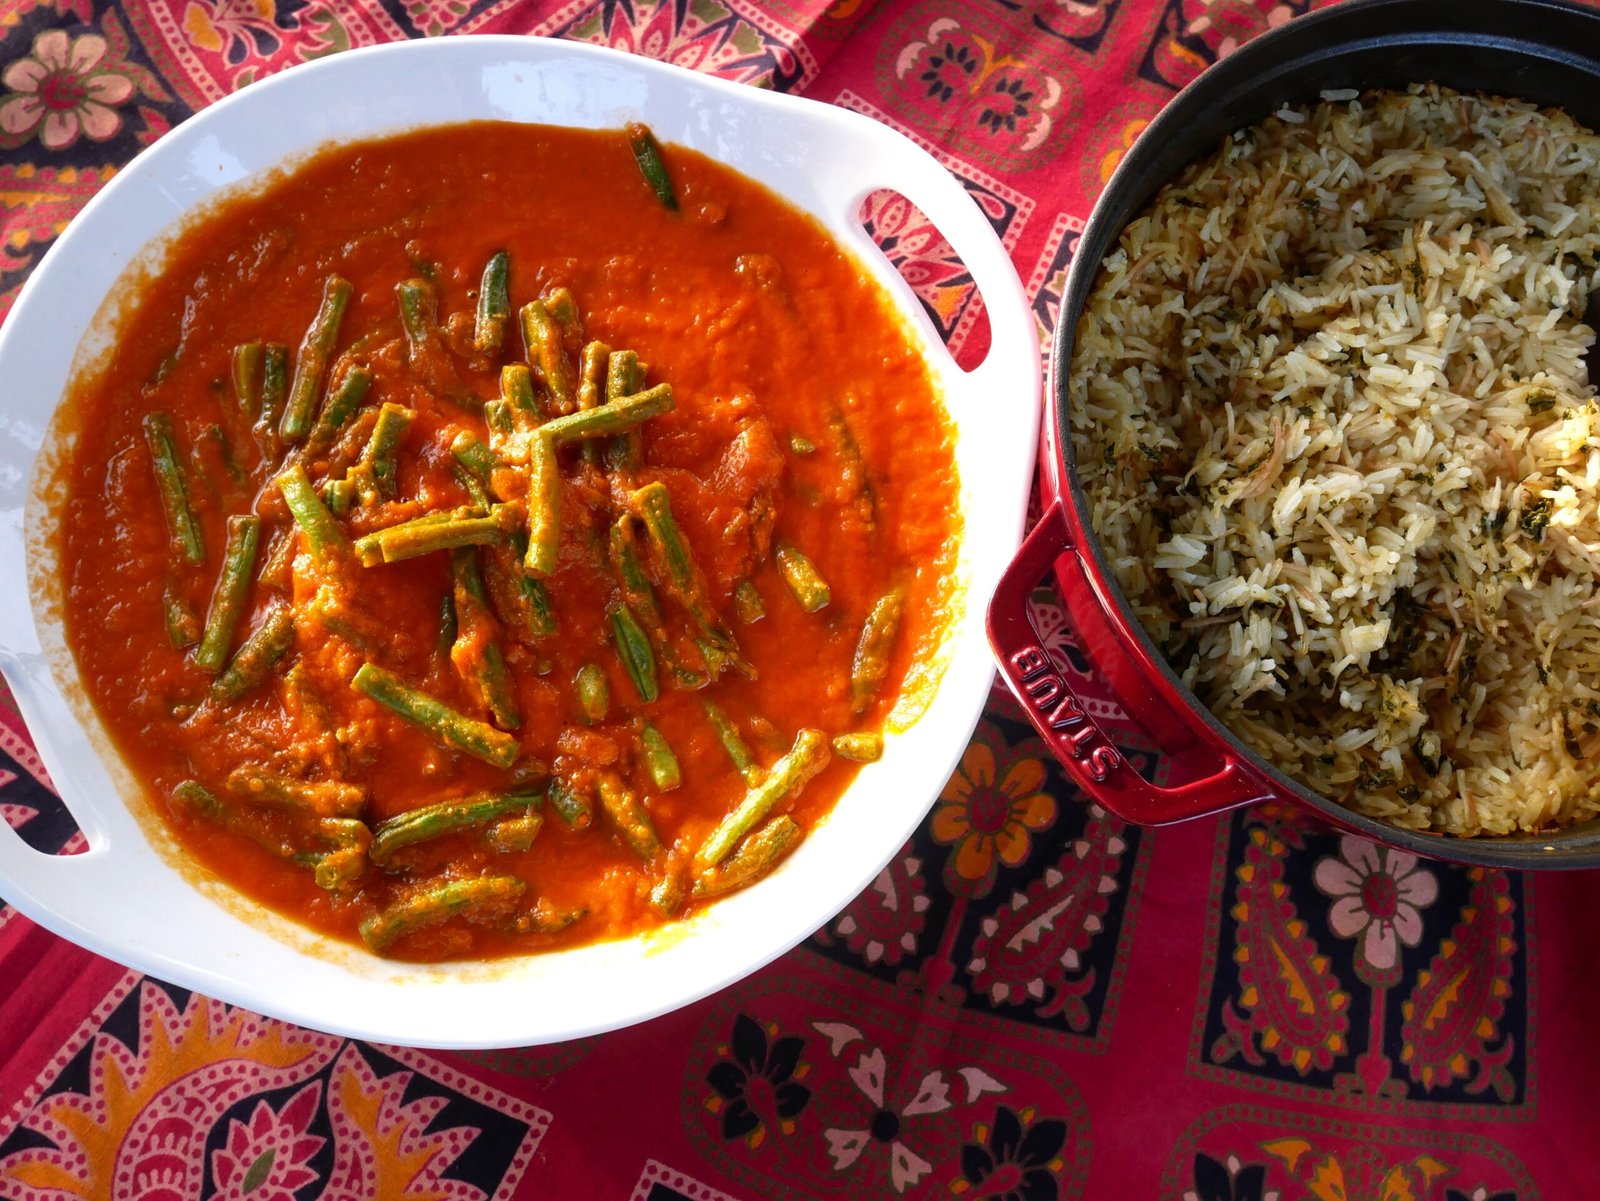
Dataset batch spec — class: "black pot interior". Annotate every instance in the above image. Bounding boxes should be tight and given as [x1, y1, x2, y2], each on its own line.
[1052, 0, 1600, 867]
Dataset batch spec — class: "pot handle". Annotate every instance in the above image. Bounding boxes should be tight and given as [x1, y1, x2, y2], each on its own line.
[986, 500, 1273, 825]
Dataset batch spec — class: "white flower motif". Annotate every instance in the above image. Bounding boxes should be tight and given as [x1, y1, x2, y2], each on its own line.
[1314, 835, 1438, 970]
[0, 29, 135, 151]
[822, 1045, 949, 1194]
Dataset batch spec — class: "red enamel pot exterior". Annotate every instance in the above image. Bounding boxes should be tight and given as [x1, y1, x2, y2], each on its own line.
[987, 0, 1600, 868]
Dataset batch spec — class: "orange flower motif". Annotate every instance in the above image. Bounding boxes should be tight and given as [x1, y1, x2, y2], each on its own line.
[931, 739, 1055, 893]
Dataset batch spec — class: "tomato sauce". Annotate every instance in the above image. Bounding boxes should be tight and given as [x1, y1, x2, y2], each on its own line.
[56, 121, 960, 960]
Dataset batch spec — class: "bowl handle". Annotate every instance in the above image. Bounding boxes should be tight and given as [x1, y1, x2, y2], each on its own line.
[986, 499, 1274, 824]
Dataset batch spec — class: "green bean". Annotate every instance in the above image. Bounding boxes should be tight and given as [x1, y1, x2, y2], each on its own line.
[231, 341, 263, 417]
[163, 583, 201, 650]
[604, 349, 646, 472]
[369, 791, 538, 864]
[547, 776, 593, 830]
[173, 780, 369, 890]
[276, 464, 348, 567]
[485, 398, 515, 437]
[539, 383, 673, 444]
[524, 431, 560, 577]
[359, 875, 526, 953]
[521, 299, 576, 414]
[703, 700, 761, 785]
[545, 287, 580, 333]
[611, 605, 659, 703]
[832, 732, 884, 762]
[350, 508, 464, 566]
[351, 662, 521, 769]
[202, 424, 248, 489]
[212, 604, 295, 701]
[641, 723, 681, 791]
[609, 516, 661, 621]
[631, 483, 748, 678]
[734, 580, 765, 624]
[627, 122, 678, 211]
[576, 340, 609, 466]
[451, 429, 504, 489]
[596, 769, 659, 859]
[575, 663, 609, 724]
[281, 275, 353, 441]
[143, 412, 205, 565]
[508, 901, 587, 935]
[255, 343, 289, 452]
[225, 765, 366, 817]
[194, 515, 262, 672]
[357, 509, 510, 565]
[396, 276, 441, 361]
[694, 815, 803, 898]
[697, 728, 830, 867]
[487, 810, 543, 853]
[649, 869, 688, 917]
[359, 402, 413, 501]
[775, 544, 830, 612]
[303, 366, 371, 457]
[450, 548, 520, 730]
[500, 363, 545, 421]
[483, 537, 558, 640]
[322, 477, 355, 517]
[828, 402, 877, 527]
[474, 249, 511, 356]
[851, 586, 906, 714]
[455, 464, 490, 510]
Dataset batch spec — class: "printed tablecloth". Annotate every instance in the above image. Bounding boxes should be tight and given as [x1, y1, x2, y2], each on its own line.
[3, 1, 1598, 1197]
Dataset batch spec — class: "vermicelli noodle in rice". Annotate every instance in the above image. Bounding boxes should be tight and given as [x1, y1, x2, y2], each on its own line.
[1072, 85, 1600, 835]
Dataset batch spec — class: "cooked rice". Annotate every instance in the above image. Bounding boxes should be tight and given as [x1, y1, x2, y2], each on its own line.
[1071, 85, 1600, 836]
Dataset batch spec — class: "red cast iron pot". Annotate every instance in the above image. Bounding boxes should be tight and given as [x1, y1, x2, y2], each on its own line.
[987, 0, 1600, 869]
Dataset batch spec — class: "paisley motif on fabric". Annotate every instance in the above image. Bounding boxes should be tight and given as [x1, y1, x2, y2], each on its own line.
[1137, 0, 1312, 92]
[1195, 808, 1530, 1112]
[528, 0, 815, 91]
[1163, 1104, 1537, 1201]
[0, 975, 548, 1200]
[683, 965, 1087, 1200]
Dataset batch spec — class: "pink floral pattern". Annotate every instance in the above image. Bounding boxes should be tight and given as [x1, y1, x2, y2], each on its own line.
[0, 29, 135, 150]
[1314, 836, 1439, 974]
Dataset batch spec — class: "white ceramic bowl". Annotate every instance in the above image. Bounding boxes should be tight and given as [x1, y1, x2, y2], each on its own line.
[0, 36, 1039, 1047]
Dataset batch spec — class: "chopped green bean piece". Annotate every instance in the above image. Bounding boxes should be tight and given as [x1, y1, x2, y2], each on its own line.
[851, 586, 906, 714]
[547, 776, 593, 830]
[575, 663, 609, 724]
[776, 543, 831, 613]
[474, 249, 510, 356]
[627, 122, 678, 211]
[256, 342, 289, 452]
[611, 605, 659, 703]
[695, 815, 803, 898]
[276, 463, 348, 567]
[212, 604, 295, 701]
[451, 429, 504, 488]
[225, 765, 366, 817]
[521, 298, 576, 414]
[698, 728, 830, 867]
[231, 341, 263, 417]
[832, 732, 883, 763]
[303, 366, 371, 457]
[358, 509, 512, 565]
[163, 583, 201, 650]
[596, 769, 660, 860]
[650, 868, 688, 917]
[322, 477, 356, 516]
[359, 875, 526, 953]
[604, 349, 646, 472]
[703, 701, 761, 785]
[281, 275, 353, 441]
[500, 363, 545, 421]
[450, 548, 520, 730]
[539, 383, 673, 444]
[525, 431, 560, 577]
[487, 810, 543, 853]
[352, 662, 521, 769]
[370, 791, 539, 864]
[194, 515, 262, 672]
[143, 412, 205, 565]
[359, 402, 414, 501]
[641, 723, 681, 791]
[733, 580, 765, 624]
